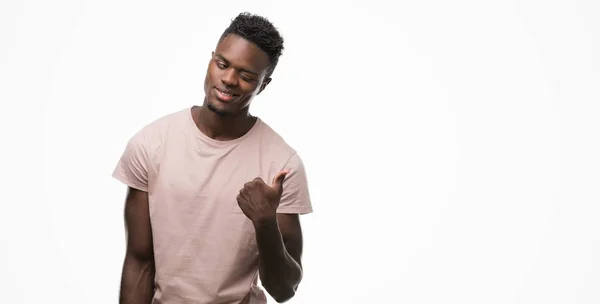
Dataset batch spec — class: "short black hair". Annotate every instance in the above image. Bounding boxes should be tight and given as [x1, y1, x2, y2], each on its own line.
[220, 12, 284, 77]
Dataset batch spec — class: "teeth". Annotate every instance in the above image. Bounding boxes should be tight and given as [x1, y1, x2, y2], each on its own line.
[219, 89, 232, 97]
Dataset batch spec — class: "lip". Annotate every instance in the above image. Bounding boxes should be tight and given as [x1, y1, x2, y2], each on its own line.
[214, 87, 239, 103]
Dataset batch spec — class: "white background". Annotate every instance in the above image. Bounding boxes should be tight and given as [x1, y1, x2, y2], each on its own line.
[1, 0, 599, 303]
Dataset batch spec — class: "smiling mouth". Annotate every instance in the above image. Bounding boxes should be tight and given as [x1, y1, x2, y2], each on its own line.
[214, 87, 239, 103]
[215, 87, 238, 97]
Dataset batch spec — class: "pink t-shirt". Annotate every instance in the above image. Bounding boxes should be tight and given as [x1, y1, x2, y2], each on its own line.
[112, 107, 313, 304]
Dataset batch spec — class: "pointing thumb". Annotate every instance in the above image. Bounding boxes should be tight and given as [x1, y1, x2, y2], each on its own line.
[271, 169, 290, 193]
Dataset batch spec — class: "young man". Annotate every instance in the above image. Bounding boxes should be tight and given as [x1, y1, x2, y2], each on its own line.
[113, 13, 312, 304]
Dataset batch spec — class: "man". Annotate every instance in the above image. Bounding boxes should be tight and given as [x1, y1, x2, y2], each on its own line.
[112, 13, 312, 304]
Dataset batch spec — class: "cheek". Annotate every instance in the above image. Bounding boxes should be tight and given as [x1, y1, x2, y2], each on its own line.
[204, 68, 212, 87]
[206, 64, 220, 84]
[238, 87, 258, 104]
[242, 83, 260, 96]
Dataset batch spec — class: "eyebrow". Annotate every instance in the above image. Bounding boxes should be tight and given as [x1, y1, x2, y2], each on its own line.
[215, 54, 259, 76]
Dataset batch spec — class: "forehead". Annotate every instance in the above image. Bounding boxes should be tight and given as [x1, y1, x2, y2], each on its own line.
[215, 34, 270, 74]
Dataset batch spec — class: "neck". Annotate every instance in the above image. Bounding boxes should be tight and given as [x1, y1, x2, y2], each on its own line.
[194, 104, 256, 141]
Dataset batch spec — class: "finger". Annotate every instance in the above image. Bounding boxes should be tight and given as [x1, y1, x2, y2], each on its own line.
[239, 188, 251, 203]
[271, 169, 290, 191]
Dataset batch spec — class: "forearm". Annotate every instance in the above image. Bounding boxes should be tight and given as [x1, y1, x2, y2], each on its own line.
[119, 256, 156, 304]
[254, 218, 302, 302]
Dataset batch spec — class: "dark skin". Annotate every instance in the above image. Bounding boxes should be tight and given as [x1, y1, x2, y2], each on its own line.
[120, 34, 304, 303]
[120, 187, 154, 304]
[237, 173, 304, 303]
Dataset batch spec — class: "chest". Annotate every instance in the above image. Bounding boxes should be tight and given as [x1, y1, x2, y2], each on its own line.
[149, 140, 278, 216]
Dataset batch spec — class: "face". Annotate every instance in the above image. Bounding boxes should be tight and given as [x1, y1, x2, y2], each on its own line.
[203, 34, 272, 116]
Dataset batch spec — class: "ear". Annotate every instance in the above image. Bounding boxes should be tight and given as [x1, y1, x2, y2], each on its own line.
[257, 77, 272, 95]
[211, 51, 214, 58]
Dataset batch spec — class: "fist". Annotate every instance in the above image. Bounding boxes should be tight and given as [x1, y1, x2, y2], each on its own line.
[236, 170, 289, 224]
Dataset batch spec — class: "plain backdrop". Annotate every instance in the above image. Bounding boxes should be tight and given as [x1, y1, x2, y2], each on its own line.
[1, 0, 599, 303]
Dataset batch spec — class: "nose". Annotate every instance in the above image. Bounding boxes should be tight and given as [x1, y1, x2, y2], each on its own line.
[221, 68, 238, 87]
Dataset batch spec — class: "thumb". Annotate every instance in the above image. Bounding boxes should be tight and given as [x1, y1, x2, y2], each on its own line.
[271, 169, 290, 193]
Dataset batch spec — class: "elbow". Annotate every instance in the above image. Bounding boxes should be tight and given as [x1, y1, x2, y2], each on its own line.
[269, 287, 296, 303]
[262, 263, 303, 302]
[263, 279, 298, 303]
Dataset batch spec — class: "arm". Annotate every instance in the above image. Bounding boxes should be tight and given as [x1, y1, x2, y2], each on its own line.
[237, 154, 312, 302]
[119, 187, 155, 304]
[254, 213, 304, 303]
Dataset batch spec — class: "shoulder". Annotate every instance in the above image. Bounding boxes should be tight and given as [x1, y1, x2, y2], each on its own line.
[123, 107, 191, 160]
[255, 118, 298, 160]
[134, 107, 190, 141]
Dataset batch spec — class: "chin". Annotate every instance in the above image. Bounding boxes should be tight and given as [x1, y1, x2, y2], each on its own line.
[207, 99, 234, 116]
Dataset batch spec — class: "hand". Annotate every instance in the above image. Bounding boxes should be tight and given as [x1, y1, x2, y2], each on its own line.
[236, 170, 290, 224]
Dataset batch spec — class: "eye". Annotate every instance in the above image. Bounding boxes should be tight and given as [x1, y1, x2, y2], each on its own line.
[216, 61, 227, 69]
[241, 74, 255, 82]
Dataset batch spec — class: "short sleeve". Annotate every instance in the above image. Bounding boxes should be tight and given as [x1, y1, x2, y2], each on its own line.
[112, 131, 149, 192]
[277, 153, 313, 214]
